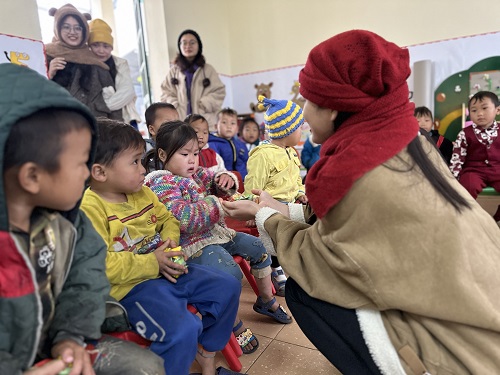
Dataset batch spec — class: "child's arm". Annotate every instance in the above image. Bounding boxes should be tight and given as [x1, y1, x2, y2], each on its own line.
[449, 130, 467, 178]
[148, 175, 224, 235]
[145, 187, 181, 244]
[244, 150, 270, 196]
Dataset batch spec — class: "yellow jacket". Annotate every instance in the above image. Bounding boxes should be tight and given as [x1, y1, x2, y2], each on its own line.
[81, 186, 180, 300]
[244, 141, 305, 202]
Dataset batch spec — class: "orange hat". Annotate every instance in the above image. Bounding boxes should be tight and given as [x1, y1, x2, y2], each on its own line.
[89, 18, 113, 46]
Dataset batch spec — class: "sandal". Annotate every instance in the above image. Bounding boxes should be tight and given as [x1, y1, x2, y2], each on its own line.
[232, 320, 259, 354]
[271, 270, 286, 297]
[190, 367, 244, 375]
[253, 296, 292, 324]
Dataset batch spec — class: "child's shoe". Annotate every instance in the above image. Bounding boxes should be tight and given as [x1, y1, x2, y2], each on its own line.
[253, 296, 292, 324]
[271, 267, 287, 297]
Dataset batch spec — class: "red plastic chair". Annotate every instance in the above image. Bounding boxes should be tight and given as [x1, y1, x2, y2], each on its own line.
[233, 255, 276, 296]
[109, 304, 243, 372]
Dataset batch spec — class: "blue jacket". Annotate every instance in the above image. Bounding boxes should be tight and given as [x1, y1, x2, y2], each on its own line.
[301, 137, 321, 170]
[208, 134, 248, 179]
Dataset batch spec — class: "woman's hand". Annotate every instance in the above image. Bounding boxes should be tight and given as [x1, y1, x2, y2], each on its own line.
[154, 240, 188, 282]
[51, 339, 94, 375]
[252, 189, 290, 217]
[48, 57, 67, 79]
[221, 199, 260, 220]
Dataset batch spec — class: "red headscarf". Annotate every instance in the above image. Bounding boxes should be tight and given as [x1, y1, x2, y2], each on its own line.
[300, 30, 419, 219]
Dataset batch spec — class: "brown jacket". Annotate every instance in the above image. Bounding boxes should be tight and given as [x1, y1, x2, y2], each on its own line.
[257, 137, 500, 374]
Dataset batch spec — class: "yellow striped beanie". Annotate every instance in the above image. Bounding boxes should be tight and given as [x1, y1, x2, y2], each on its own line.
[258, 95, 304, 139]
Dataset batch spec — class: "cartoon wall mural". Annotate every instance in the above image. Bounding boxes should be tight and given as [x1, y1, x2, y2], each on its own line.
[0, 33, 47, 76]
[250, 82, 273, 112]
[290, 81, 305, 108]
[434, 56, 500, 143]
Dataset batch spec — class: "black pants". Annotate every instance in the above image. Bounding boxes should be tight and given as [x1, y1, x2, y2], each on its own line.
[285, 277, 381, 375]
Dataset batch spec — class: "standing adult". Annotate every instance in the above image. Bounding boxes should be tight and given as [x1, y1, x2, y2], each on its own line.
[88, 18, 141, 129]
[223, 30, 500, 375]
[160, 29, 225, 131]
[45, 4, 122, 120]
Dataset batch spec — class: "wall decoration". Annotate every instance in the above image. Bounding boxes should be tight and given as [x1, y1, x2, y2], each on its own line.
[250, 82, 273, 112]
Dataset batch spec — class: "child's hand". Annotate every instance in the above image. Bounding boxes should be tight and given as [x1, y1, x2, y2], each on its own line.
[51, 339, 94, 375]
[221, 199, 260, 221]
[26, 359, 67, 375]
[297, 194, 308, 203]
[155, 241, 188, 282]
[245, 219, 256, 227]
[216, 173, 235, 190]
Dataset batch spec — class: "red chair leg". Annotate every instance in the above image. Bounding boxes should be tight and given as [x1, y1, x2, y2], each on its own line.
[188, 304, 243, 372]
[233, 255, 276, 296]
[222, 339, 243, 372]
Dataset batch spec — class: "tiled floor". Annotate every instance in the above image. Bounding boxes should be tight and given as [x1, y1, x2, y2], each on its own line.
[190, 279, 341, 374]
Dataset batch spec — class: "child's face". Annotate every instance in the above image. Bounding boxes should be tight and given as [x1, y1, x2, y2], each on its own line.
[60, 16, 84, 47]
[217, 114, 238, 139]
[283, 126, 303, 147]
[190, 119, 209, 149]
[416, 115, 433, 132]
[38, 128, 91, 211]
[469, 97, 500, 128]
[148, 108, 180, 139]
[242, 122, 260, 144]
[103, 146, 146, 195]
[90, 42, 113, 61]
[163, 139, 199, 178]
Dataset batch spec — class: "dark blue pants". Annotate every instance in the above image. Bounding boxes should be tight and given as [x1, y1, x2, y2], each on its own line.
[120, 263, 241, 375]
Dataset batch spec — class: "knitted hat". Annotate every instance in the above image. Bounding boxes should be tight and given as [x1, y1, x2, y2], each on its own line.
[177, 29, 203, 56]
[88, 18, 113, 46]
[299, 29, 411, 113]
[258, 95, 304, 139]
[49, 4, 91, 47]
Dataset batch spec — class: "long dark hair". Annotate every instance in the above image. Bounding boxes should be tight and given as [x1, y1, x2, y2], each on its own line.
[334, 112, 470, 212]
[154, 121, 198, 171]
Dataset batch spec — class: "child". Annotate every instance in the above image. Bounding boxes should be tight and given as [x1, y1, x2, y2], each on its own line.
[145, 122, 292, 352]
[145, 102, 180, 151]
[208, 108, 249, 179]
[186, 113, 227, 174]
[80, 118, 243, 375]
[449, 91, 500, 222]
[244, 96, 308, 296]
[89, 18, 141, 129]
[0, 64, 164, 375]
[414, 106, 453, 164]
[301, 133, 321, 172]
[239, 117, 261, 152]
[143, 102, 180, 172]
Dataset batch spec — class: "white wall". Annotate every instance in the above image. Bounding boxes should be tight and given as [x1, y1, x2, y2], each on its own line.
[0, 0, 41, 40]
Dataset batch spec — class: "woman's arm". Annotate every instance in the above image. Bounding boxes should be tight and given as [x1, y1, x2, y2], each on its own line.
[198, 64, 226, 112]
[102, 57, 136, 111]
[160, 66, 180, 107]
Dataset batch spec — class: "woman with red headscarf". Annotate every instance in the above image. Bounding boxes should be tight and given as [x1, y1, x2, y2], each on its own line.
[222, 30, 500, 374]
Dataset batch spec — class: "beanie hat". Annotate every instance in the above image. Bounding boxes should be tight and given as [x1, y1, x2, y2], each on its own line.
[177, 29, 203, 56]
[88, 18, 113, 46]
[258, 95, 304, 139]
[299, 29, 411, 113]
[49, 3, 91, 47]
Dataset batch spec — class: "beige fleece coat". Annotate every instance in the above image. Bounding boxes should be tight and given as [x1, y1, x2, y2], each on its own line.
[256, 137, 500, 374]
[160, 63, 225, 130]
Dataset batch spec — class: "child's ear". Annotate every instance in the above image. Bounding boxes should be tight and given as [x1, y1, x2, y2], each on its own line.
[17, 162, 42, 194]
[91, 164, 107, 182]
[158, 148, 167, 163]
[148, 125, 156, 138]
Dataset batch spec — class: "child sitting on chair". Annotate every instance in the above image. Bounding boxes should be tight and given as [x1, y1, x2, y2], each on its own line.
[186, 113, 227, 174]
[449, 91, 500, 222]
[208, 108, 249, 179]
[239, 117, 261, 152]
[145, 121, 292, 354]
[243, 96, 308, 296]
[80, 118, 243, 375]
